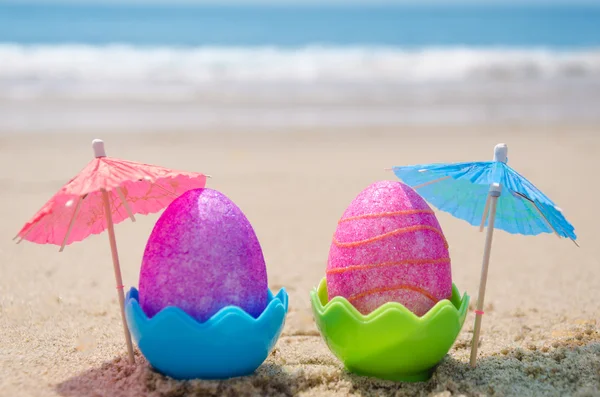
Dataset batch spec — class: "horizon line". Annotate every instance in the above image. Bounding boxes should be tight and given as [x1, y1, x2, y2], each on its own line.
[2, 0, 600, 6]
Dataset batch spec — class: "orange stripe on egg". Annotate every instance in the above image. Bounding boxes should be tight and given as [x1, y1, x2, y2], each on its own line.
[333, 225, 449, 249]
[348, 284, 438, 305]
[339, 209, 435, 223]
[326, 257, 450, 275]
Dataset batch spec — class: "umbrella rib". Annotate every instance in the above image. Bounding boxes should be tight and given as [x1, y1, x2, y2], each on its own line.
[59, 196, 83, 252]
[532, 202, 578, 246]
[152, 182, 178, 198]
[413, 175, 451, 190]
[512, 190, 562, 239]
[116, 187, 136, 222]
[479, 194, 492, 232]
[14, 217, 41, 244]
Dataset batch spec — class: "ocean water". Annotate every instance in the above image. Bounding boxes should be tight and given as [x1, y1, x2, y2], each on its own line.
[1, 3, 600, 131]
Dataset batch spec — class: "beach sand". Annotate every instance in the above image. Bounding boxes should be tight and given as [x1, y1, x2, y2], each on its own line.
[1, 126, 599, 396]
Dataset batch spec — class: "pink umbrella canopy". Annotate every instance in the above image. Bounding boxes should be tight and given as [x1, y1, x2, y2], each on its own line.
[16, 142, 208, 248]
[14, 139, 209, 364]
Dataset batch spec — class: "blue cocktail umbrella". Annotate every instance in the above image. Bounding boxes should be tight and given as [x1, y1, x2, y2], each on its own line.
[391, 143, 577, 367]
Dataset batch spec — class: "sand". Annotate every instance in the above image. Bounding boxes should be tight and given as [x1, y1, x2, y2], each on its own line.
[1, 126, 599, 396]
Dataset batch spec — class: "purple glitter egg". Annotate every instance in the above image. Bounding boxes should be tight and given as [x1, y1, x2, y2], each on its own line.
[138, 188, 268, 322]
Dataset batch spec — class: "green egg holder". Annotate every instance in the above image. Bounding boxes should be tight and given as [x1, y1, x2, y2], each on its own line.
[310, 278, 469, 382]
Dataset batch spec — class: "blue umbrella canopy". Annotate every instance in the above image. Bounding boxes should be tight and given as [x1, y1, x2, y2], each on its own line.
[392, 148, 576, 242]
[391, 143, 577, 367]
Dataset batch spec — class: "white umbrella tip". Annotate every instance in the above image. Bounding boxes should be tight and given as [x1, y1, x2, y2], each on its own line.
[493, 143, 508, 163]
[92, 139, 106, 158]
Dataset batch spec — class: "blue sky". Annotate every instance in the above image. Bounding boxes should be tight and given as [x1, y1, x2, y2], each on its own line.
[3, 0, 600, 4]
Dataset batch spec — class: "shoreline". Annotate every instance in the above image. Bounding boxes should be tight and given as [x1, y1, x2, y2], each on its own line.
[2, 102, 600, 133]
[0, 123, 597, 138]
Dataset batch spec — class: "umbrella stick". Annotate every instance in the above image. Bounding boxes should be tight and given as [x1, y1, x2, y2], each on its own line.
[101, 189, 136, 364]
[470, 185, 501, 367]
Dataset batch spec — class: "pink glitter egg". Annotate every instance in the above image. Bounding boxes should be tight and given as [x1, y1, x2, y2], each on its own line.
[138, 188, 268, 322]
[326, 180, 452, 316]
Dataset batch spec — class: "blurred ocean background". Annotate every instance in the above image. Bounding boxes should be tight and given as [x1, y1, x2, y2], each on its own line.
[1, 1, 600, 131]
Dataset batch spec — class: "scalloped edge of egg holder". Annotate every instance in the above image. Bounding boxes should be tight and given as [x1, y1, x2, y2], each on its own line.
[310, 278, 469, 382]
[125, 287, 288, 380]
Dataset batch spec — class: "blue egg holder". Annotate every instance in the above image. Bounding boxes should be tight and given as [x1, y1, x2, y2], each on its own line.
[125, 287, 288, 380]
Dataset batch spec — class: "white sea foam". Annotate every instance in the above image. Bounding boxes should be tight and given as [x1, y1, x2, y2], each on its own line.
[1, 44, 600, 101]
[1, 44, 600, 130]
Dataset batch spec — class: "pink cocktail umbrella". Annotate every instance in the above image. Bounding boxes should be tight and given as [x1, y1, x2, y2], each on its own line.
[14, 139, 209, 364]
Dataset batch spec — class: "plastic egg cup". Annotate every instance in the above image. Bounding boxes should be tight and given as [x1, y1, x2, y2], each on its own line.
[125, 287, 288, 380]
[310, 278, 469, 382]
